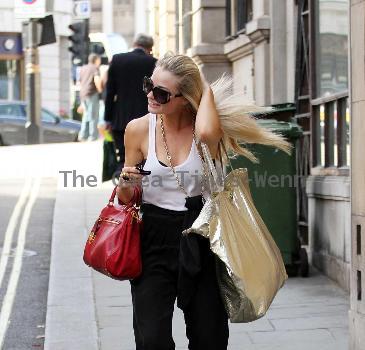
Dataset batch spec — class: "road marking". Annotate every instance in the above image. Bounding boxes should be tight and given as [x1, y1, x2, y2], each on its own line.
[0, 177, 41, 348]
[0, 178, 33, 290]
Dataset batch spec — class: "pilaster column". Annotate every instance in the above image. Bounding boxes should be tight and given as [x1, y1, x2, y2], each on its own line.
[135, 0, 147, 35]
[147, 0, 160, 57]
[102, 0, 113, 34]
[188, 0, 231, 82]
[269, 0, 288, 104]
[349, 1, 365, 349]
[158, 0, 176, 56]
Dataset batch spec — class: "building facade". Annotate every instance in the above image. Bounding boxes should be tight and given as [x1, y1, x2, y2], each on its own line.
[148, 0, 361, 346]
[90, 0, 148, 48]
[149, 0, 351, 291]
[297, 0, 351, 293]
[149, 0, 365, 347]
[349, 1, 365, 348]
[0, 0, 73, 115]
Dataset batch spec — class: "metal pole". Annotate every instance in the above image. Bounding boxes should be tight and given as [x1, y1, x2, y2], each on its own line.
[25, 19, 42, 144]
[84, 18, 90, 65]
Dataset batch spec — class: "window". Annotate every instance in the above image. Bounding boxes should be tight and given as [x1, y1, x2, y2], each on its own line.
[115, 0, 130, 5]
[0, 103, 23, 117]
[313, 97, 349, 168]
[311, 0, 350, 169]
[226, 0, 253, 40]
[315, 0, 348, 98]
[41, 109, 57, 123]
[0, 60, 21, 100]
[294, 0, 350, 243]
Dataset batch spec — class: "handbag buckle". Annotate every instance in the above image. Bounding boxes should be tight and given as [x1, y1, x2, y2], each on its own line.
[102, 218, 120, 225]
[130, 210, 142, 223]
[88, 231, 96, 244]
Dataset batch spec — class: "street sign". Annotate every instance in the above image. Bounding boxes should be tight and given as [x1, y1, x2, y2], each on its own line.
[73, 1, 91, 20]
[0, 34, 23, 57]
[14, 0, 54, 19]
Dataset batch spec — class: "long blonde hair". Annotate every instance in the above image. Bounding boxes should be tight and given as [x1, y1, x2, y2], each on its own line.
[156, 53, 291, 162]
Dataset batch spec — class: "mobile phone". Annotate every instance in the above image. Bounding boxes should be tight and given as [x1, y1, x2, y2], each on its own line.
[138, 169, 151, 175]
[135, 164, 151, 175]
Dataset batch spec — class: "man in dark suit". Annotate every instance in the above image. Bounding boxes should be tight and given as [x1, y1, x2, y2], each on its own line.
[104, 33, 157, 173]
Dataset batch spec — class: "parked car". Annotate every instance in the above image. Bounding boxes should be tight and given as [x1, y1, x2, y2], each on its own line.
[0, 101, 81, 145]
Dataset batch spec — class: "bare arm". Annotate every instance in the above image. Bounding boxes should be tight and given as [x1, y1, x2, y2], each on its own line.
[94, 75, 103, 94]
[195, 79, 223, 157]
[100, 69, 108, 91]
[116, 120, 144, 204]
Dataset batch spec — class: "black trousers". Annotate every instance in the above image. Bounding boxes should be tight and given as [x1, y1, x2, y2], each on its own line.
[130, 204, 229, 350]
[112, 129, 125, 174]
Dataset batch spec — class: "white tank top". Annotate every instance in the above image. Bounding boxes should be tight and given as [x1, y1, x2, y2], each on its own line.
[142, 113, 203, 211]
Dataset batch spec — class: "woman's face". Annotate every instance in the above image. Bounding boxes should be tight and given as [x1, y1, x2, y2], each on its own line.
[146, 67, 187, 115]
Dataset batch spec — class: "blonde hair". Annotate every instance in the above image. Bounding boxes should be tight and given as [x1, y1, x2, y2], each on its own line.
[156, 53, 291, 162]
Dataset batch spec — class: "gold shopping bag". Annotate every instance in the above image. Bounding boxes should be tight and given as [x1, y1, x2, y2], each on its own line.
[184, 143, 288, 323]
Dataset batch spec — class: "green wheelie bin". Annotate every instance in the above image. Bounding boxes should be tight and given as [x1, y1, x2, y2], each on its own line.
[229, 119, 308, 277]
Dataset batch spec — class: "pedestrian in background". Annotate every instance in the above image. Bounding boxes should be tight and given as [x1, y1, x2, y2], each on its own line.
[78, 53, 103, 141]
[98, 63, 119, 182]
[104, 33, 157, 175]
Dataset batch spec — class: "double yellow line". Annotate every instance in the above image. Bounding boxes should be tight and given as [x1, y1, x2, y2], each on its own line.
[0, 177, 41, 348]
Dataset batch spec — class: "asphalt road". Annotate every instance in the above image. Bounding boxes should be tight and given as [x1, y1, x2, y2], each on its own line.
[0, 177, 56, 350]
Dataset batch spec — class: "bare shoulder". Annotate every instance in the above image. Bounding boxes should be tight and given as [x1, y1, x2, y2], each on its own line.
[125, 114, 149, 139]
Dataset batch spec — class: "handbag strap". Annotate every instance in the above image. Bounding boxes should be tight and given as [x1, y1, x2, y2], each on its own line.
[110, 186, 141, 208]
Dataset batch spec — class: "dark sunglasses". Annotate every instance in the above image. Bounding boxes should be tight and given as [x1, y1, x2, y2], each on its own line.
[143, 76, 182, 104]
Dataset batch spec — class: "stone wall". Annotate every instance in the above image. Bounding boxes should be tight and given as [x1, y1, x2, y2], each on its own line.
[307, 176, 351, 291]
[349, 0, 365, 348]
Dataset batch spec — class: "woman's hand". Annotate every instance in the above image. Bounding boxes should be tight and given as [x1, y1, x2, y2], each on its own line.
[118, 166, 143, 189]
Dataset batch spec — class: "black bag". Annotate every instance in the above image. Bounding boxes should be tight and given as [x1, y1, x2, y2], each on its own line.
[102, 140, 118, 182]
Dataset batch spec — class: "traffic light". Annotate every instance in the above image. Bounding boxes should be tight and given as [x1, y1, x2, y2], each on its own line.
[22, 15, 56, 49]
[68, 21, 89, 66]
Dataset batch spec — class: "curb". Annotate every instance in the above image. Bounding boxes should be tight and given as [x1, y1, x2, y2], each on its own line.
[44, 185, 99, 350]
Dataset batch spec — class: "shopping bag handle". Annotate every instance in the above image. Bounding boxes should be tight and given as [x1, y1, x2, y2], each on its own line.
[218, 140, 234, 173]
[200, 140, 233, 194]
[199, 139, 237, 195]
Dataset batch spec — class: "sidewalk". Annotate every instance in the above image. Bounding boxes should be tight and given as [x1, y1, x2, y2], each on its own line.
[16, 141, 348, 350]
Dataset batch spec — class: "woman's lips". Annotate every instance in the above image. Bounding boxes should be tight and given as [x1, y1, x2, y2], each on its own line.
[148, 100, 160, 108]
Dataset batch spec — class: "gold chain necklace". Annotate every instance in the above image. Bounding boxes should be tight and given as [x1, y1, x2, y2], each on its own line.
[159, 114, 206, 199]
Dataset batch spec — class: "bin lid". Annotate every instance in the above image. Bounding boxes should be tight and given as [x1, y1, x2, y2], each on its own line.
[268, 103, 296, 113]
[256, 119, 303, 138]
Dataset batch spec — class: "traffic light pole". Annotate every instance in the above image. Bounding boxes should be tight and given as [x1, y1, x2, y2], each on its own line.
[84, 18, 90, 65]
[24, 19, 43, 144]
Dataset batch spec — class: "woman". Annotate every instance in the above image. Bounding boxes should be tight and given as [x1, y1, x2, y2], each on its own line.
[117, 53, 290, 350]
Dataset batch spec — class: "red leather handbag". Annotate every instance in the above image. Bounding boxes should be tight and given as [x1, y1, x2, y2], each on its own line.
[83, 186, 142, 280]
